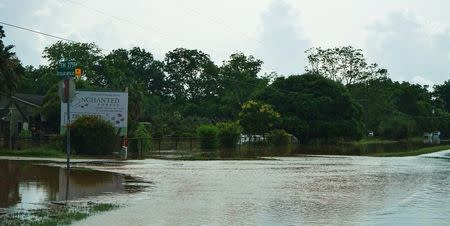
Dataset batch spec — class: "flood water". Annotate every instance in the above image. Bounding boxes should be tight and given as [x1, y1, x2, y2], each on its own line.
[0, 160, 142, 212]
[76, 154, 449, 225]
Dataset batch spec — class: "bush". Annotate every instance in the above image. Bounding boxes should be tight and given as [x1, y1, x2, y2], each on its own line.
[378, 115, 416, 140]
[216, 121, 242, 148]
[134, 123, 151, 154]
[196, 124, 219, 152]
[48, 135, 65, 150]
[239, 100, 281, 135]
[267, 129, 290, 146]
[70, 116, 118, 155]
[18, 130, 32, 138]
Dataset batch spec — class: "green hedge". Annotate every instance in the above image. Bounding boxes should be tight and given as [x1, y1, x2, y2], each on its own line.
[216, 121, 242, 148]
[267, 129, 290, 146]
[70, 116, 118, 155]
[196, 124, 219, 152]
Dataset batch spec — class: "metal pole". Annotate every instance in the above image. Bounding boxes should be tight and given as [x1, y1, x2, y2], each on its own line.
[65, 78, 71, 170]
[9, 108, 13, 150]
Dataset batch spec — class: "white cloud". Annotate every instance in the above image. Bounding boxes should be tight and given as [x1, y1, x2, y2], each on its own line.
[255, 0, 311, 76]
[33, 6, 51, 17]
[411, 75, 434, 88]
[3, 0, 450, 86]
[366, 11, 450, 84]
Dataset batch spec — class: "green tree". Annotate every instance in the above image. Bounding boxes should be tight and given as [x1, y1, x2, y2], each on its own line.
[238, 100, 280, 135]
[43, 41, 103, 85]
[0, 26, 23, 94]
[260, 73, 364, 143]
[17, 65, 59, 95]
[164, 48, 219, 101]
[305, 46, 387, 85]
[40, 84, 60, 133]
[218, 53, 269, 118]
[216, 121, 242, 148]
[378, 115, 416, 140]
[435, 80, 450, 113]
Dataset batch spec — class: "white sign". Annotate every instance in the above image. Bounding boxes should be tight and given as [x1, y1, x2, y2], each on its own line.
[61, 91, 128, 135]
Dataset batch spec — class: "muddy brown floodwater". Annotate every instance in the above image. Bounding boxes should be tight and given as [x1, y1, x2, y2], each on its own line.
[0, 159, 145, 212]
[74, 153, 450, 225]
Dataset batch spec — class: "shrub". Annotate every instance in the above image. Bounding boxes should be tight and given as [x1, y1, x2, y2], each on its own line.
[70, 116, 118, 155]
[239, 100, 281, 135]
[196, 124, 219, 152]
[18, 130, 32, 138]
[216, 121, 242, 148]
[48, 135, 65, 150]
[134, 123, 151, 154]
[267, 129, 290, 146]
[378, 115, 416, 140]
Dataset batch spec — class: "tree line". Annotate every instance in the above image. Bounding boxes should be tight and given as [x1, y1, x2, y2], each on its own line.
[2, 25, 450, 144]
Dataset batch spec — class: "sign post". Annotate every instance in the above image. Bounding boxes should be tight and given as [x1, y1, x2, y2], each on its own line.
[57, 60, 77, 171]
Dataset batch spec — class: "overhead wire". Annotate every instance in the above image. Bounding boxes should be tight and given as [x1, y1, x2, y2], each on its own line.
[0, 21, 76, 43]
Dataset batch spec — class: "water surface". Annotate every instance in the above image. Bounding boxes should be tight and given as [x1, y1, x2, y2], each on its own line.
[76, 155, 449, 225]
[0, 160, 142, 212]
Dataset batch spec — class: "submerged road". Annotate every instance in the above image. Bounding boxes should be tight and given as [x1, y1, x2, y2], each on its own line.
[73, 154, 450, 225]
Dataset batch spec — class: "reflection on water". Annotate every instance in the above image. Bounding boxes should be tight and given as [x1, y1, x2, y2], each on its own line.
[296, 141, 434, 155]
[0, 160, 138, 210]
[79, 155, 449, 225]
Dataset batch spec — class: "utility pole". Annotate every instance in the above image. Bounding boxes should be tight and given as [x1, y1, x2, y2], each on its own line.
[9, 108, 13, 150]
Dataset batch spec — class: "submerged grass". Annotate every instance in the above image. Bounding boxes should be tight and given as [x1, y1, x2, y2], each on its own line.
[368, 145, 450, 157]
[0, 203, 119, 226]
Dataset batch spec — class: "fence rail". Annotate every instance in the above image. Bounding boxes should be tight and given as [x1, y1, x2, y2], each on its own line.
[0, 135, 297, 159]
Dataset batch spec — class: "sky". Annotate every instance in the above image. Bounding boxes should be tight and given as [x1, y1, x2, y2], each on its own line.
[1, 0, 450, 85]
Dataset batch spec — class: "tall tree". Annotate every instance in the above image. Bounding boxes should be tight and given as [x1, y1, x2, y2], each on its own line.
[0, 26, 23, 95]
[259, 73, 364, 143]
[164, 48, 219, 101]
[305, 46, 387, 85]
[218, 53, 269, 119]
[43, 41, 103, 85]
[435, 80, 450, 113]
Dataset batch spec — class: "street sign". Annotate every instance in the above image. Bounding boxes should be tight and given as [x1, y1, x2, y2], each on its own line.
[75, 68, 82, 78]
[57, 60, 77, 77]
[58, 79, 76, 103]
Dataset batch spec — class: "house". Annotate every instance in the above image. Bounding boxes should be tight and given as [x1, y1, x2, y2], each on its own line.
[0, 93, 45, 148]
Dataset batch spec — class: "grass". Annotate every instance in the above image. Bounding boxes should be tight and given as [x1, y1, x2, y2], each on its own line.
[368, 145, 450, 157]
[0, 147, 66, 158]
[352, 137, 423, 146]
[352, 138, 398, 145]
[0, 203, 119, 226]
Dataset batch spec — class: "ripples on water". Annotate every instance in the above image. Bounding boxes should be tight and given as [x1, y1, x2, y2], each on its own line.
[87, 155, 449, 225]
[2, 155, 449, 225]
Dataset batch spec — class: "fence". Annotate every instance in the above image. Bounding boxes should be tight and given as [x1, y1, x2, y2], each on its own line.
[127, 135, 298, 158]
[0, 135, 58, 150]
[1, 135, 298, 159]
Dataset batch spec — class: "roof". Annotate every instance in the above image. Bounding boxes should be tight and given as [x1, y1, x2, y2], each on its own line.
[11, 93, 45, 107]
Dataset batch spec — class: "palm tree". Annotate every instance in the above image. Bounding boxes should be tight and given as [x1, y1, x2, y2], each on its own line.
[0, 26, 23, 95]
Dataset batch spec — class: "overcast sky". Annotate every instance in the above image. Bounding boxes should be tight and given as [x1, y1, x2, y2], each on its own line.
[1, 0, 450, 85]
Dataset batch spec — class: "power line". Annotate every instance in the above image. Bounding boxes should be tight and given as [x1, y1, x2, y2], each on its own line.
[0, 21, 76, 43]
[0, 20, 111, 52]
[62, 0, 183, 44]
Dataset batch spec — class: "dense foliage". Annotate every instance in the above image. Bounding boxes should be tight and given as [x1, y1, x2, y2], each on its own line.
[259, 73, 364, 143]
[0, 26, 23, 94]
[216, 121, 242, 148]
[239, 100, 280, 135]
[196, 125, 219, 151]
[1, 25, 449, 145]
[70, 116, 118, 155]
